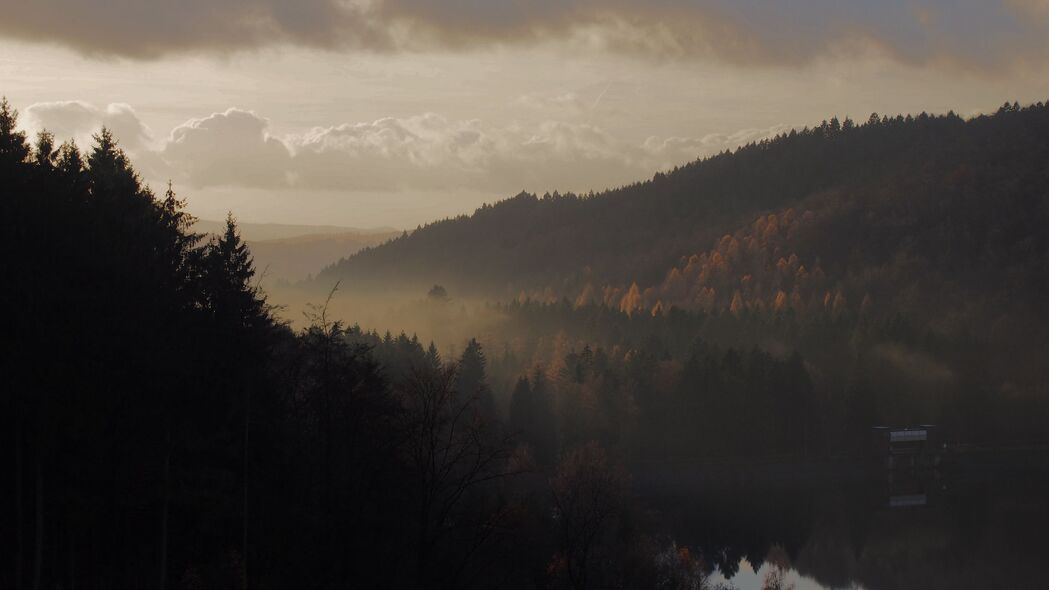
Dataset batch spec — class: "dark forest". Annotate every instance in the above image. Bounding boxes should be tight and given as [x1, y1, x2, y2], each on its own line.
[3, 96, 1049, 589]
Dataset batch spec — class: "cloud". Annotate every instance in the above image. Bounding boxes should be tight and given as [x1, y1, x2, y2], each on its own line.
[290, 114, 499, 190]
[641, 124, 794, 166]
[20, 100, 173, 180]
[0, 1, 386, 59]
[19, 100, 789, 195]
[23, 101, 152, 151]
[247, 112, 641, 192]
[512, 92, 587, 114]
[1, 1, 1047, 69]
[163, 109, 293, 188]
[154, 107, 786, 194]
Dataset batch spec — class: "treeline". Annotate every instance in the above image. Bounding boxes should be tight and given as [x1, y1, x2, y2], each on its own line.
[0, 99, 724, 589]
[5, 91, 1048, 588]
[317, 101, 1049, 445]
[319, 102, 1049, 395]
[318, 100, 1049, 303]
[589, 103, 1049, 378]
[469, 298, 1049, 450]
[511, 341, 816, 461]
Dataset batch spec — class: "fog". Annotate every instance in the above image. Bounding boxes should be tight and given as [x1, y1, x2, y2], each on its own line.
[266, 280, 510, 357]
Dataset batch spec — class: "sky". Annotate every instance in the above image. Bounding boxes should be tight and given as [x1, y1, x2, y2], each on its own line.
[2, 1, 1048, 228]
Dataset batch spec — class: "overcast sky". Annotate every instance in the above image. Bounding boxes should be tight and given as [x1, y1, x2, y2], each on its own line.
[3, 1, 1048, 228]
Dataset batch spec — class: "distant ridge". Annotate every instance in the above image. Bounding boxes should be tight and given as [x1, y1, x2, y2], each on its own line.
[316, 100, 1049, 331]
[248, 229, 401, 282]
[193, 219, 399, 242]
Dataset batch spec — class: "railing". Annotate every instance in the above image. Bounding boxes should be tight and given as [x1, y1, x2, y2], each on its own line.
[889, 429, 928, 443]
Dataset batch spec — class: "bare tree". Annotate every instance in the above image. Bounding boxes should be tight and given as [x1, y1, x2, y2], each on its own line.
[550, 442, 629, 590]
[398, 364, 521, 588]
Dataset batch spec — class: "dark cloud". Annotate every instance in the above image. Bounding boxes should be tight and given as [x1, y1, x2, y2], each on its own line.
[0, 1, 387, 58]
[379, 0, 1049, 68]
[3, 1, 1046, 67]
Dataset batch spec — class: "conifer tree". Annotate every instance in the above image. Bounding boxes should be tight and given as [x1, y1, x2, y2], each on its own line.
[0, 97, 29, 176]
[33, 131, 56, 171]
[456, 338, 494, 417]
[55, 141, 86, 196]
[508, 375, 533, 435]
[86, 127, 142, 201]
[425, 341, 442, 372]
[201, 213, 265, 330]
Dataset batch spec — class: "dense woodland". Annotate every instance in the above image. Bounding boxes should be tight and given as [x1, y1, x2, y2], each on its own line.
[319, 101, 1049, 446]
[3, 95, 1049, 589]
[0, 98, 724, 589]
[322, 103, 1049, 371]
[323, 102, 1049, 307]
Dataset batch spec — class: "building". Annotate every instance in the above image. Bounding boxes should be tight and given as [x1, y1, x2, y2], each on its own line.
[870, 425, 942, 469]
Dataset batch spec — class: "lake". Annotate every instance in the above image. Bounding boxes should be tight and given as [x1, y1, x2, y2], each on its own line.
[635, 450, 1049, 590]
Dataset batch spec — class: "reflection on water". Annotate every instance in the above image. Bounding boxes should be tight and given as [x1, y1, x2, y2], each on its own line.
[637, 450, 1049, 590]
[708, 557, 865, 590]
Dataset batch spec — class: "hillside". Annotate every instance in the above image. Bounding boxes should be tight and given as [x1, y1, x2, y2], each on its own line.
[247, 230, 400, 282]
[193, 219, 397, 242]
[318, 102, 1049, 329]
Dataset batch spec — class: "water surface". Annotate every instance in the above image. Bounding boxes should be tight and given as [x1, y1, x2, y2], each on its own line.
[636, 451, 1049, 590]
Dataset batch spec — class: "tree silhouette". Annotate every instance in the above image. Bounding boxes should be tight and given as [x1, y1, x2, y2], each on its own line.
[0, 97, 29, 178]
[456, 337, 494, 418]
[551, 442, 629, 590]
[398, 364, 519, 588]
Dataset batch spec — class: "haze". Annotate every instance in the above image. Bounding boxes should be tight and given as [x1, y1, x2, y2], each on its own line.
[7, 3, 1049, 590]
[4, 0, 1049, 228]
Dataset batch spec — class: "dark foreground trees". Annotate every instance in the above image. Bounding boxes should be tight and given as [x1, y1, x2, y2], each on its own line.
[9, 95, 969, 589]
[1, 98, 280, 588]
[2, 98, 717, 589]
[0, 99, 526, 588]
[316, 100, 1049, 444]
[550, 442, 629, 590]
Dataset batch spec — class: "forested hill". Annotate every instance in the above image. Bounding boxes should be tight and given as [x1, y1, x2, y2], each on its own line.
[318, 102, 1049, 316]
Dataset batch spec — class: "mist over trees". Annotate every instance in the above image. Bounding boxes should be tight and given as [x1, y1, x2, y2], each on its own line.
[4, 94, 1049, 589]
[0, 97, 724, 589]
[322, 102, 1049, 337]
[316, 101, 1049, 446]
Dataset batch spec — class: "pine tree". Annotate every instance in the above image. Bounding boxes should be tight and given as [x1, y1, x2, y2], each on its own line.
[33, 130, 56, 171]
[0, 97, 30, 180]
[425, 341, 442, 372]
[201, 212, 264, 330]
[198, 213, 270, 590]
[529, 368, 557, 465]
[156, 182, 202, 309]
[507, 368, 557, 465]
[455, 338, 493, 417]
[86, 127, 142, 201]
[55, 141, 86, 195]
[508, 376, 532, 436]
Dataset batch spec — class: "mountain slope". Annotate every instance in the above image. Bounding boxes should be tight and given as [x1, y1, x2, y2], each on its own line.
[318, 102, 1049, 330]
[248, 230, 400, 282]
[193, 219, 397, 242]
